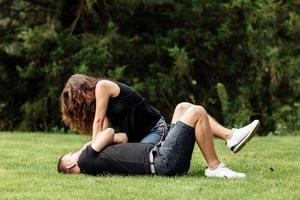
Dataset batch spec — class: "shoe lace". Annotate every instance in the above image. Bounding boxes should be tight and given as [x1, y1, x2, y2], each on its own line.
[218, 163, 226, 168]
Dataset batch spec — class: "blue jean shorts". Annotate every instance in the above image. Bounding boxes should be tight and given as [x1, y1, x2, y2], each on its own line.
[152, 121, 195, 176]
[139, 117, 168, 145]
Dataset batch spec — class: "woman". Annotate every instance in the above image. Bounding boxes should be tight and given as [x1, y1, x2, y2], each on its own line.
[61, 74, 259, 152]
[60, 74, 167, 144]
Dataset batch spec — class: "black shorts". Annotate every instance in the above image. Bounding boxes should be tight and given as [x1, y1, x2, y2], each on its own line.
[152, 121, 195, 176]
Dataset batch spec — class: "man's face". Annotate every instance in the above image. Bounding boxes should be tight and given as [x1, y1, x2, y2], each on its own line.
[61, 153, 81, 174]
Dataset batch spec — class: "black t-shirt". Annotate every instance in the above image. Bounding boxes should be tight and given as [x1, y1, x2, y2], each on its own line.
[106, 81, 161, 142]
[78, 144, 153, 176]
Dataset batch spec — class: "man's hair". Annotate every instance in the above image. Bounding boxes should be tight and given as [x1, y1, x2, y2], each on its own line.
[57, 154, 69, 174]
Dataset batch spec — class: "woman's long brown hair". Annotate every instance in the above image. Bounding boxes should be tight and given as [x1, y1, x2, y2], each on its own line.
[60, 74, 99, 134]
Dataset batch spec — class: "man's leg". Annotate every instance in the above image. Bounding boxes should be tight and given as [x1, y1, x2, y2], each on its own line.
[153, 102, 245, 178]
[172, 102, 260, 153]
[171, 102, 232, 141]
[174, 105, 246, 178]
[171, 104, 220, 169]
[207, 115, 232, 140]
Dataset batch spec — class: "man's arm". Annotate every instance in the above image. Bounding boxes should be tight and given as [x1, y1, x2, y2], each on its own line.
[80, 131, 128, 152]
[113, 133, 128, 144]
[91, 128, 115, 152]
[81, 141, 92, 151]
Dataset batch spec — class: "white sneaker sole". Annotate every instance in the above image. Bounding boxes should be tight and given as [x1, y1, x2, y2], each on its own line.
[232, 120, 260, 153]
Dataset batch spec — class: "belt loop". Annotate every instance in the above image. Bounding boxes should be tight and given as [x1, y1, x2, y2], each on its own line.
[149, 148, 156, 174]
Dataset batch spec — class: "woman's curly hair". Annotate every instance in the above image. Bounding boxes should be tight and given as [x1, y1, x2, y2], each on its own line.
[60, 74, 99, 134]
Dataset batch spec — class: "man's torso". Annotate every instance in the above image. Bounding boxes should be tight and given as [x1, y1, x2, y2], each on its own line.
[78, 143, 153, 175]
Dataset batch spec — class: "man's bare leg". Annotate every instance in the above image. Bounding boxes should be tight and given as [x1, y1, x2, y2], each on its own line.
[171, 102, 232, 141]
[171, 103, 220, 169]
[170, 104, 246, 178]
[207, 115, 232, 140]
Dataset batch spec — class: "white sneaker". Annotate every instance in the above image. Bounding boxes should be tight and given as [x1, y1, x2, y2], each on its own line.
[205, 163, 246, 178]
[226, 120, 260, 153]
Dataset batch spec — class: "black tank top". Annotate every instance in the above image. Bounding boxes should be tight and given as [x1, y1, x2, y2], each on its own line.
[106, 81, 161, 142]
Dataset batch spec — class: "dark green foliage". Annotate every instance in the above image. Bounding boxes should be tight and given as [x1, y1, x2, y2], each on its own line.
[0, 0, 299, 135]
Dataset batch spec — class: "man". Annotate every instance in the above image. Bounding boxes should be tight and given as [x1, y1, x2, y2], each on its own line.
[57, 102, 260, 178]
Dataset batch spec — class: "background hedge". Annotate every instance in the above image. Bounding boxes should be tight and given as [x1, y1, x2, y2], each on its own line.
[0, 0, 299, 135]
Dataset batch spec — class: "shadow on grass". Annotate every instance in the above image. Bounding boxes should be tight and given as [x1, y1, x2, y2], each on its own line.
[187, 168, 205, 177]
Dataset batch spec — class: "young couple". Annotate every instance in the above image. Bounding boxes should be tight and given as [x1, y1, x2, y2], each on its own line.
[58, 74, 260, 178]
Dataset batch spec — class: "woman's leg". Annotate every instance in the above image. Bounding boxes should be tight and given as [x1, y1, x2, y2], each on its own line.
[140, 117, 168, 144]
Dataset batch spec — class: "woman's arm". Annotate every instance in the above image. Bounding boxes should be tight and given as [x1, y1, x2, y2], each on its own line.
[91, 128, 115, 152]
[103, 116, 110, 130]
[92, 116, 110, 140]
[92, 80, 119, 141]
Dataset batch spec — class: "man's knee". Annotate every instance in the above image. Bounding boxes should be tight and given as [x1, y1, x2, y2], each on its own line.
[175, 102, 193, 114]
[189, 105, 207, 119]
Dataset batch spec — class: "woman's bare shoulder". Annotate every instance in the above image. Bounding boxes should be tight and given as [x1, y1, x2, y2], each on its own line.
[95, 79, 120, 98]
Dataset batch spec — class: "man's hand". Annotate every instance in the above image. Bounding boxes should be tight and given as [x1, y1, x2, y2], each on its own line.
[113, 133, 128, 144]
[91, 128, 115, 152]
[83, 141, 92, 148]
[78, 141, 92, 152]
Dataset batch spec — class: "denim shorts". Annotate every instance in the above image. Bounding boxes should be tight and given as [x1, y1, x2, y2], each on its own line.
[152, 121, 195, 176]
[139, 117, 168, 145]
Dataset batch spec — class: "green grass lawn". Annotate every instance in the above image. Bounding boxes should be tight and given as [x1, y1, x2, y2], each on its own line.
[0, 132, 299, 200]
